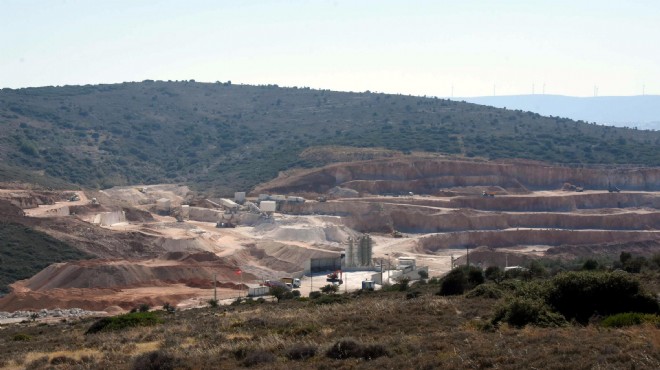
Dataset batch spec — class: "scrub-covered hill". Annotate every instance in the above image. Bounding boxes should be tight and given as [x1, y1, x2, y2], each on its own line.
[1, 81, 658, 194]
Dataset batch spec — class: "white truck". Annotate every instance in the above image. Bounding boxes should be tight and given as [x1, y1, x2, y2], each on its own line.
[280, 277, 301, 288]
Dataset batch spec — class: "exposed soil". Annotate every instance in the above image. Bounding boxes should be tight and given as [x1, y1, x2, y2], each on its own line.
[1, 158, 659, 312]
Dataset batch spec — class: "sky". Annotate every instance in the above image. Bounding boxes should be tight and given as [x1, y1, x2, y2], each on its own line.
[1, 0, 659, 97]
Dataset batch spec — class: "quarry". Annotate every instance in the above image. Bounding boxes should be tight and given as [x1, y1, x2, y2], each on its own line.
[0, 156, 659, 315]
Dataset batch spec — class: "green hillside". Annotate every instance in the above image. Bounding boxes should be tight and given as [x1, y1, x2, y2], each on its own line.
[1, 81, 658, 194]
[0, 222, 90, 294]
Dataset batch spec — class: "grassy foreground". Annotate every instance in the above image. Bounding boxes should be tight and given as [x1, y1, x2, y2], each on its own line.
[1, 274, 659, 370]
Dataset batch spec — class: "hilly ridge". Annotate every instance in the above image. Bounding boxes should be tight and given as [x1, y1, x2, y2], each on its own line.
[1, 81, 659, 194]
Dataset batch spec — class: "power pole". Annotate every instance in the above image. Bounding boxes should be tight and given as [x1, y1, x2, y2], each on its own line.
[466, 246, 470, 267]
[213, 273, 217, 302]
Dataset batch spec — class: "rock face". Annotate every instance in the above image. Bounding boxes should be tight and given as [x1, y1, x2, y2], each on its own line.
[256, 157, 660, 195]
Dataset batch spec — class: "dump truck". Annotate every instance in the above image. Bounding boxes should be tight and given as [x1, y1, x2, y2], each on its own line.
[264, 280, 291, 291]
[280, 277, 301, 288]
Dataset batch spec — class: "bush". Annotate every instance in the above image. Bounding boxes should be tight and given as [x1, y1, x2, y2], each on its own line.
[309, 291, 322, 299]
[326, 339, 387, 360]
[418, 270, 428, 279]
[12, 333, 32, 341]
[314, 294, 348, 305]
[438, 266, 484, 296]
[320, 284, 339, 294]
[406, 291, 421, 299]
[242, 350, 275, 367]
[547, 271, 660, 324]
[85, 311, 163, 334]
[601, 313, 660, 328]
[484, 266, 503, 283]
[207, 299, 219, 308]
[492, 298, 567, 328]
[361, 344, 389, 360]
[285, 345, 317, 360]
[398, 277, 410, 291]
[138, 303, 151, 312]
[466, 283, 503, 299]
[326, 339, 364, 360]
[132, 350, 180, 370]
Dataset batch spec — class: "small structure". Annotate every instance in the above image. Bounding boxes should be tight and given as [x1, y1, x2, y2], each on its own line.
[397, 257, 416, 271]
[362, 280, 375, 290]
[180, 205, 190, 219]
[259, 200, 277, 213]
[234, 192, 246, 204]
[156, 198, 171, 215]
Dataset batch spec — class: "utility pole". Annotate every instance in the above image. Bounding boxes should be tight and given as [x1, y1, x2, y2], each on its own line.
[213, 273, 217, 302]
[380, 258, 383, 286]
[466, 246, 470, 267]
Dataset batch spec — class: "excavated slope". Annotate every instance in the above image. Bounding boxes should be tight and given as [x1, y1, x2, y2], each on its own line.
[256, 157, 660, 194]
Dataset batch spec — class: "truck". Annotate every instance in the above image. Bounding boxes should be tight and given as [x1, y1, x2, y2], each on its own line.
[280, 277, 301, 288]
[263, 280, 291, 291]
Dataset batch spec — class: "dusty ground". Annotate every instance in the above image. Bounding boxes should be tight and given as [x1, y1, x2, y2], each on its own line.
[1, 159, 659, 313]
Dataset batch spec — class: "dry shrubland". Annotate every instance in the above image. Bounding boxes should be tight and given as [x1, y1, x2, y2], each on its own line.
[1, 269, 659, 369]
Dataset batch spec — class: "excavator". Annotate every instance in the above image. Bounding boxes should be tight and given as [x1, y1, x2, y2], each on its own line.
[326, 270, 343, 285]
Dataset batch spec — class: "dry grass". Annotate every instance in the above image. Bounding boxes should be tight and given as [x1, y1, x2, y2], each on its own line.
[0, 285, 658, 369]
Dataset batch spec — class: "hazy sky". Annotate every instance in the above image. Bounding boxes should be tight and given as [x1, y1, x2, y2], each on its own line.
[1, 0, 658, 97]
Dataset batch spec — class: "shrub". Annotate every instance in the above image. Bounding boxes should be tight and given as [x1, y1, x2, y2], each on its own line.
[466, 283, 503, 299]
[320, 284, 339, 294]
[242, 350, 275, 367]
[291, 289, 301, 297]
[406, 291, 421, 299]
[85, 311, 162, 334]
[138, 303, 151, 312]
[270, 286, 289, 302]
[418, 270, 428, 279]
[547, 271, 660, 324]
[326, 339, 387, 360]
[492, 298, 567, 328]
[484, 266, 503, 283]
[314, 294, 348, 305]
[285, 345, 317, 360]
[326, 339, 364, 359]
[50, 356, 78, 366]
[207, 299, 219, 308]
[582, 259, 599, 271]
[438, 266, 484, 296]
[132, 350, 180, 370]
[12, 333, 32, 341]
[361, 344, 389, 360]
[601, 313, 660, 328]
[398, 277, 410, 291]
[309, 291, 322, 299]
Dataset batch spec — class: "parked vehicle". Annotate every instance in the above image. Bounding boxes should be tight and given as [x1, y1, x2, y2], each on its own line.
[280, 277, 301, 288]
[264, 280, 291, 291]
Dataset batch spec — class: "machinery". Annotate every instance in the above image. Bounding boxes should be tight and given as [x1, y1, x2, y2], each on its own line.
[280, 277, 301, 288]
[391, 230, 403, 238]
[482, 191, 495, 197]
[326, 270, 343, 284]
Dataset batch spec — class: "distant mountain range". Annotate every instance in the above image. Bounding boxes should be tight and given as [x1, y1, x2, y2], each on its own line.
[459, 95, 660, 131]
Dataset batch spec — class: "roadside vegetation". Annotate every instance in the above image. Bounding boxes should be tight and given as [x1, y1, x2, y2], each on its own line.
[1, 81, 659, 194]
[0, 253, 658, 369]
